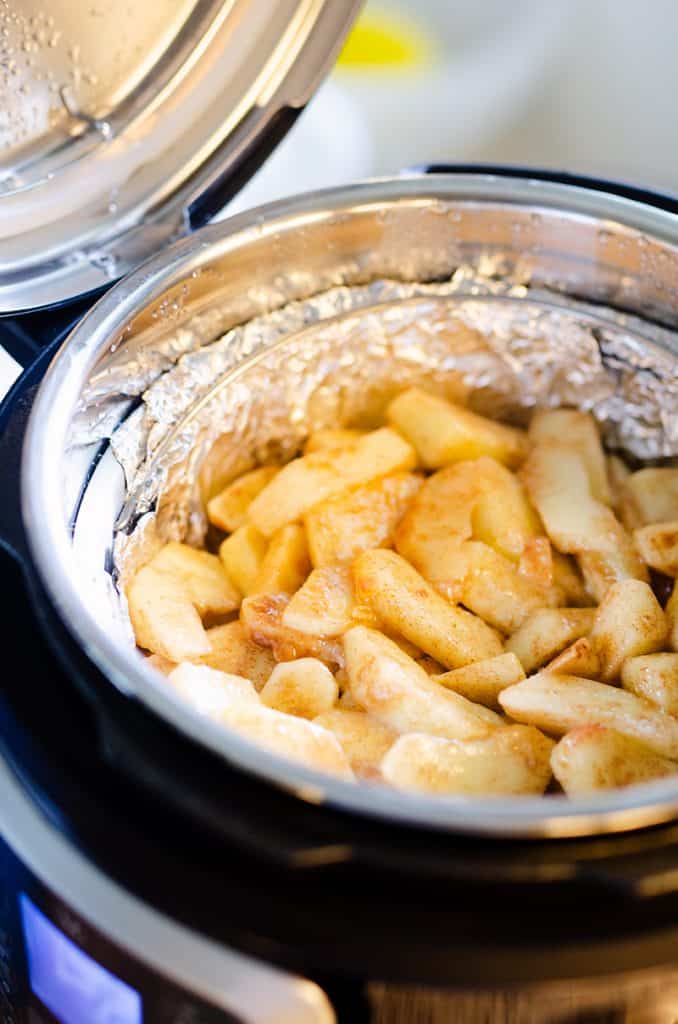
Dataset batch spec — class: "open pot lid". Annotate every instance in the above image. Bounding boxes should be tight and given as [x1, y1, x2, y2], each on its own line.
[0, 0, 361, 313]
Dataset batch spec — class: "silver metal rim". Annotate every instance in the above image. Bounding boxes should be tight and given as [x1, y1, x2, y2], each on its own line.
[22, 172, 678, 839]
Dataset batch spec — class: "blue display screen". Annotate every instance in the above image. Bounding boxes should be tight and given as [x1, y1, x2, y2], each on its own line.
[20, 893, 143, 1024]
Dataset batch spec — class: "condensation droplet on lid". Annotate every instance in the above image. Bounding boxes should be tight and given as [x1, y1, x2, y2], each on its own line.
[89, 251, 118, 279]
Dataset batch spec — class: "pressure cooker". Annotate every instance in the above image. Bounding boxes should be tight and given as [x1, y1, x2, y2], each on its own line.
[4, 3, 678, 1023]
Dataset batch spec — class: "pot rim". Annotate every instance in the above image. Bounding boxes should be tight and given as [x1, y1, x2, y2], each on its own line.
[22, 171, 678, 839]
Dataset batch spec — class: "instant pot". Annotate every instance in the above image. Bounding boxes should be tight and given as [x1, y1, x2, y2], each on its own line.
[4, 4, 678, 1023]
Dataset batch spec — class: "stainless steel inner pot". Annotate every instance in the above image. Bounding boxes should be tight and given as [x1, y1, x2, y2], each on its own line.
[22, 173, 678, 840]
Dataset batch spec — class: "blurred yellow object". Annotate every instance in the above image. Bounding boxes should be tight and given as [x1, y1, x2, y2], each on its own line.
[337, 7, 435, 70]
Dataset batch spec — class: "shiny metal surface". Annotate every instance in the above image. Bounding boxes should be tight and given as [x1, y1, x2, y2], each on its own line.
[21, 173, 678, 838]
[0, 0, 360, 311]
[0, 0, 205, 161]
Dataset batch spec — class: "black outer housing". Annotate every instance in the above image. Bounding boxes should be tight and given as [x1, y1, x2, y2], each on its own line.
[411, 163, 678, 212]
[4, 168, 678, 993]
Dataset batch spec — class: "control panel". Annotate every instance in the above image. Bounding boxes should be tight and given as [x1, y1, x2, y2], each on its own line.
[1, 837, 240, 1024]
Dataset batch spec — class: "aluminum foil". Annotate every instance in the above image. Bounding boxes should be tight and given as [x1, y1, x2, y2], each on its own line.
[96, 269, 678, 585]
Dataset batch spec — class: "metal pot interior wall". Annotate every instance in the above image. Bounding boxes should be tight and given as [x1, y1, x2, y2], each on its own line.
[21, 175, 678, 839]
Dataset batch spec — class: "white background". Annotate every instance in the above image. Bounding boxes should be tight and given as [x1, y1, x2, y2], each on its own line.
[230, 0, 678, 211]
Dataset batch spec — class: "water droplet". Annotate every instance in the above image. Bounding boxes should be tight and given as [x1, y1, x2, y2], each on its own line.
[89, 250, 118, 279]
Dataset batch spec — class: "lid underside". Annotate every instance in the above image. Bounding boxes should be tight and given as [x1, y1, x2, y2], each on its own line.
[0, 0, 360, 312]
